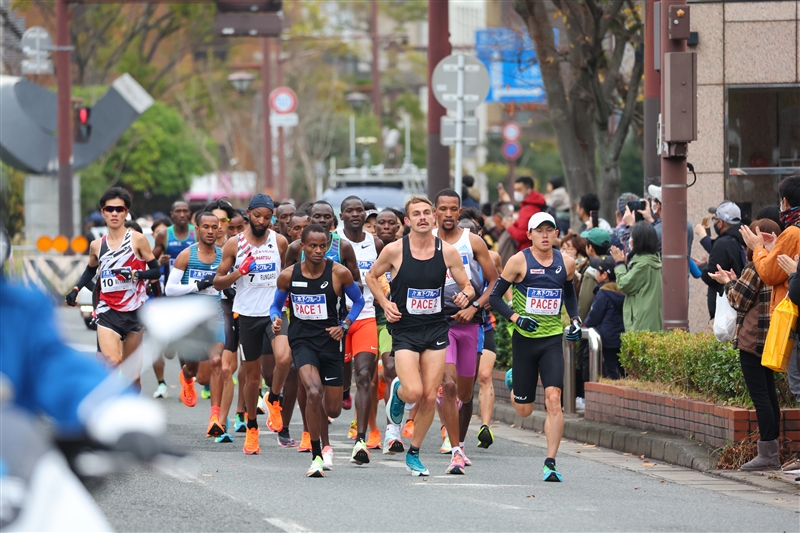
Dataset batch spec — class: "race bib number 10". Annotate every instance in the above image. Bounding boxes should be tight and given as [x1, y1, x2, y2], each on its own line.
[525, 288, 563, 316]
[292, 294, 328, 320]
[407, 288, 441, 315]
[244, 262, 277, 287]
[100, 269, 134, 293]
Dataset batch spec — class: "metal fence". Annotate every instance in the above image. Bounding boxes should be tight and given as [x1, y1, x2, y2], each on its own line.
[562, 326, 603, 415]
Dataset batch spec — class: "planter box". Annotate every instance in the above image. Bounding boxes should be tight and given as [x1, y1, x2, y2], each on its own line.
[585, 382, 800, 451]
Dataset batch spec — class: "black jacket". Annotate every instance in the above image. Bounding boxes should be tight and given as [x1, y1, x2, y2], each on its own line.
[583, 282, 626, 350]
[701, 225, 746, 318]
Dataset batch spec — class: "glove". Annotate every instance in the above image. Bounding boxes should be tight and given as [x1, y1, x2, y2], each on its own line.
[195, 273, 215, 292]
[223, 287, 236, 299]
[65, 286, 79, 307]
[113, 268, 133, 281]
[515, 315, 539, 333]
[566, 317, 582, 341]
[238, 255, 255, 275]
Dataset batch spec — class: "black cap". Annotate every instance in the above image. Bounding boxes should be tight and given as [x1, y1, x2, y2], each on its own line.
[248, 193, 274, 212]
[589, 255, 616, 273]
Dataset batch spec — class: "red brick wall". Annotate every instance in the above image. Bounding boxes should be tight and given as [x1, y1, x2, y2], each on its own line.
[585, 382, 800, 450]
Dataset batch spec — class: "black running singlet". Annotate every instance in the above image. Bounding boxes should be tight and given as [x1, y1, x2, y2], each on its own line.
[288, 259, 341, 352]
[388, 235, 447, 331]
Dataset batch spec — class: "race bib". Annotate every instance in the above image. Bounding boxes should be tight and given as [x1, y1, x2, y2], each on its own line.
[189, 269, 218, 295]
[243, 261, 277, 287]
[407, 288, 441, 315]
[444, 254, 471, 286]
[100, 269, 135, 293]
[291, 294, 328, 320]
[357, 260, 374, 284]
[525, 288, 563, 316]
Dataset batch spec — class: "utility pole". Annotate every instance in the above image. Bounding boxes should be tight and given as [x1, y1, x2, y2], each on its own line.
[427, 0, 451, 198]
[370, 0, 381, 142]
[56, 0, 73, 238]
[644, 0, 661, 194]
[276, 36, 286, 201]
[261, 37, 274, 197]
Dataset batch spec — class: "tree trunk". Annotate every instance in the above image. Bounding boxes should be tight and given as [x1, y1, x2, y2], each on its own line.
[596, 128, 621, 224]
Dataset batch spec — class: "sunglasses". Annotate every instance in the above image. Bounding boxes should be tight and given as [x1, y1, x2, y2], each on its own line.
[218, 217, 231, 223]
[102, 206, 128, 214]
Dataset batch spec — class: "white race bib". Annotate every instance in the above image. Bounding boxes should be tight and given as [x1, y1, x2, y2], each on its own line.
[357, 260, 374, 284]
[189, 269, 218, 295]
[243, 261, 277, 288]
[444, 254, 471, 286]
[291, 294, 328, 320]
[525, 288, 563, 316]
[100, 269, 135, 293]
[407, 288, 441, 315]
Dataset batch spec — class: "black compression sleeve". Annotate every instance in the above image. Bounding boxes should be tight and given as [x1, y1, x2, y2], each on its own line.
[136, 259, 162, 280]
[489, 277, 515, 321]
[563, 278, 579, 318]
[76, 264, 98, 290]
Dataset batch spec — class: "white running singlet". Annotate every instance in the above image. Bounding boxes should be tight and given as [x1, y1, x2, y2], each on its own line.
[96, 229, 148, 314]
[232, 230, 281, 317]
[338, 230, 376, 320]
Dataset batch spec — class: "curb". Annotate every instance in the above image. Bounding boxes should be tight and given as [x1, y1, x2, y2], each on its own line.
[492, 402, 718, 472]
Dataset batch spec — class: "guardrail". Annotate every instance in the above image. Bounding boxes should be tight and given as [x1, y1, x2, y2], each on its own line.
[562, 326, 603, 415]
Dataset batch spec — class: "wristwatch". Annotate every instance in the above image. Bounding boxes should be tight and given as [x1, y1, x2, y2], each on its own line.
[340, 320, 351, 333]
[471, 300, 481, 310]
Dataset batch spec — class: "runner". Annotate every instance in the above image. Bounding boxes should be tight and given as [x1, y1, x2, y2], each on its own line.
[153, 200, 196, 272]
[337, 196, 384, 464]
[270, 223, 365, 477]
[366, 195, 475, 476]
[488, 212, 582, 482]
[65, 188, 160, 375]
[431, 189, 498, 472]
[164, 212, 229, 440]
[213, 194, 288, 455]
[276, 202, 297, 240]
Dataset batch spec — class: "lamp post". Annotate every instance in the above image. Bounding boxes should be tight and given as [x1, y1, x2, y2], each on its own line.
[227, 71, 255, 93]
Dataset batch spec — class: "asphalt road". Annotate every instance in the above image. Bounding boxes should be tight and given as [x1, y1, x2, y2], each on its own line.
[57, 306, 800, 532]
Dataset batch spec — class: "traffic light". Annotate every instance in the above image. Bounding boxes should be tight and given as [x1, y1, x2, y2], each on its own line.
[74, 106, 91, 144]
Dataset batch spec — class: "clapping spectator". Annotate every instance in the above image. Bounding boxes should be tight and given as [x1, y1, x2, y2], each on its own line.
[583, 255, 626, 379]
[610, 221, 662, 332]
[700, 201, 746, 318]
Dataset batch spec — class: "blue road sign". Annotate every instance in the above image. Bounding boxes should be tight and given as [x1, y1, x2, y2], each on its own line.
[501, 140, 522, 161]
[475, 28, 553, 104]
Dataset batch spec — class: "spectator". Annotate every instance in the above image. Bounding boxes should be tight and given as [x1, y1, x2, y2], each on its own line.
[486, 202, 514, 248]
[711, 218, 782, 471]
[645, 185, 695, 255]
[462, 175, 480, 209]
[699, 201, 746, 318]
[610, 221, 662, 332]
[506, 176, 548, 251]
[545, 176, 570, 235]
[756, 205, 784, 231]
[611, 193, 639, 248]
[363, 201, 378, 235]
[583, 255, 626, 379]
[560, 233, 588, 295]
[577, 228, 611, 320]
[576, 193, 612, 232]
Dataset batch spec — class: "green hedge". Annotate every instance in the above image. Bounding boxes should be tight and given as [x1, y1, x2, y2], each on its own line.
[619, 330, 794, 408]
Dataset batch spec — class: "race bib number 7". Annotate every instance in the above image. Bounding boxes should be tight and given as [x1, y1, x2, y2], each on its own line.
[100, 269, 134, 293]
[525, 288, 563, 316]
[407, 288, 441, 315]
[244, 262, 277, 287]
[292, 294, 328, 320]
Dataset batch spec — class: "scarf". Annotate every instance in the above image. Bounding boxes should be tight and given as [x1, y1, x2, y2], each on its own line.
[779, 206, 800, 227]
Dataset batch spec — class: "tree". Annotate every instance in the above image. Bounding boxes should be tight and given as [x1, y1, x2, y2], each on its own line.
[515, 0, 644, 222]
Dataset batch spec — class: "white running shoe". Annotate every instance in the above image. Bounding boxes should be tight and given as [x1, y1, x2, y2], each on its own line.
[322, 446, 334, 471]
[257, 394, 267, 413]
[383, 424, 404, 455]
[575, 397, 586, 411]
[153, 383, 168, 399]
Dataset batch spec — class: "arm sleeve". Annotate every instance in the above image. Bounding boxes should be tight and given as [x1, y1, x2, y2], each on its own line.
[562, 275, 579, 318]
[76, 264, 98, 290]
[489, 277, 515, 321]
[344, 283, 364, 323]
[136, 259, 161, 280]
[270, 288, 288, 322]
[164, 268, 196, 296]
[688, 258, 702, 279]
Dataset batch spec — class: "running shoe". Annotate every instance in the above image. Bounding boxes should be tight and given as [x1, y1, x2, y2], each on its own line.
[347, 420, 358, 440]
[402, 419, 414, 439]
[440, 426, 452, 454]
[179, 371, 197, 407]
[383, 425, 404, 455]
[298, 431, 312, 453]
[153, 383, 168, 399]
[462, 449, 472, 467]
[477, 424, 494, 449]
[243, 427, 260, 455]
[377, 375, 386, 400]
[505, 368, 513, 392]
[446, 449, 466, 475]
[256, 395, 266, 415]
[350, 440, 370, 465]
[543, 463, 563, 482]
[234, 413, 247, 433]
[201, 384, 211, 400]
[322, 446, 334, 471]
[386, 377, 405, 425]
[206, 414, 225, 438]
[266, 400, 283, 433]
[405, 453, 430, 477]
[781, 455, 800, 474]
[306, 456, 325, 478]
[232, 375, 238, 386]
[366, 429, 382, 450]
[277, 431, 297, 448]
[215, 432, 234, 443]
[342, 395, 352, 410]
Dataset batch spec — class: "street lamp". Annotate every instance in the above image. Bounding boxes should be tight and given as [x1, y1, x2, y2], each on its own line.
[228, 71, 255, 94]
[345, 91, 369, 110]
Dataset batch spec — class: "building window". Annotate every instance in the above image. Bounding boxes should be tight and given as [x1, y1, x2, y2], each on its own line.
[726, 86, 800, 223]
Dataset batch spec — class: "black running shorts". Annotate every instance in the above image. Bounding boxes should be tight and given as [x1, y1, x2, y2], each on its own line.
[483, 328, 496, 353]
[96, 308, 143, 340]
[221, 299, 238, 353]
[238, 315, 275, 362]
[510, 332, 563, 404]
[390, 321, 449, 354]
[292, 344, 343, 386]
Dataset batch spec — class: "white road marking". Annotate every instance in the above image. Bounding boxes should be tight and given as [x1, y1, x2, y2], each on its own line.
[265, 517, 310, 533]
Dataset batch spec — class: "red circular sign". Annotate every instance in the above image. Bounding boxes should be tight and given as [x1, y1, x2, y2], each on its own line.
[501, 141, 522, 161]
[269, 87, 298, 114]
[502, 121, 522, 142]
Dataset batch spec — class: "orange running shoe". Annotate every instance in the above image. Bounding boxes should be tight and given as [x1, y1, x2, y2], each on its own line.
[179, 370, 197, 407]
[243, 427, 260, 455]
[366, 429, 382, 450]
[402, 419, 414, 439]
[298, 431, 312, 453]
[266, 400, 283, 433]
[206, 414, 225, 437]
[347, 420, 358, 440]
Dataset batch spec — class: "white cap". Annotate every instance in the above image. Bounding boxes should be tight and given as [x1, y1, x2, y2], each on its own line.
[528, 212, 557, 230]
[648, 184, 662, 203]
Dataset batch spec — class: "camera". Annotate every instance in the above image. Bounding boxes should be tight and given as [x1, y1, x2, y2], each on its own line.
[627, 200, 647, 212]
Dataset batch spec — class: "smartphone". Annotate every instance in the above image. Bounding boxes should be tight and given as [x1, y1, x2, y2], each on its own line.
[591, 211, 599, 228]
[627, 200, 647, 212]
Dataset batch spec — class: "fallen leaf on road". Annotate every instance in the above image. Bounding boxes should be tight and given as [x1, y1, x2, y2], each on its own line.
[576, 451, 581, 454]
[660, 480, 665, 483]
[202, 474, 213, 477]
[624, 453, 633, 456]
[491, 425, 499, 428]
[526, 495, 535, 498]
[510, 424, 516, 428]
[634, 487, 641, 490]
[640, 431, 647, 434]
[638, 455, 645, 459]
[644, 463, 657, 467]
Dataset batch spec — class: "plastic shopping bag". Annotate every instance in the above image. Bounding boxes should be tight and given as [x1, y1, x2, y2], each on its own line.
[713, 291, 737, 343]
[762, 297, 798, 372]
